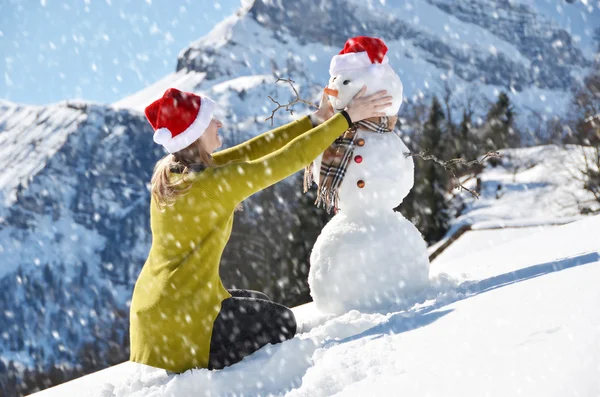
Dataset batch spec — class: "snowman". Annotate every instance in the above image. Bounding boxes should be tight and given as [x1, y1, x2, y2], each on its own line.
[304, 36, 430, 315]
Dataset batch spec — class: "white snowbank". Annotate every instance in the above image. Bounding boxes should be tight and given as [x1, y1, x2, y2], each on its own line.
[64, 214, 600, 397]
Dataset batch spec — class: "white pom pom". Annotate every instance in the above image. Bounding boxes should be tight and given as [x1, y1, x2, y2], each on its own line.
[153, 128, 172, 145]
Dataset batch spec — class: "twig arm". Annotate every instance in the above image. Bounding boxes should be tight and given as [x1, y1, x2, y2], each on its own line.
[265, 78, 318, 126]
[404, 151, 502, 199]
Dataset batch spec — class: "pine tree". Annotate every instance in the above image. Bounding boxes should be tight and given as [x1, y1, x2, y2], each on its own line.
[400, 96, 451, 244]
[593, 26, 600, 53]
[483, 92, 519, 150]
[450, 109, 485, 178]
[458, 110, 477, 157]
[421, 96, 446, 152]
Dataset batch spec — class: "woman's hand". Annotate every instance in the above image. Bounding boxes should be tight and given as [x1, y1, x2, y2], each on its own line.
[345, 86, 393, 123]
[311, 89, 335, 125]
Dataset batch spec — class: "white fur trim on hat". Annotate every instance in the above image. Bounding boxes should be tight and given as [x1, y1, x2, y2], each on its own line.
[154, 97, 216, 154]
[329, 52, 389, 76]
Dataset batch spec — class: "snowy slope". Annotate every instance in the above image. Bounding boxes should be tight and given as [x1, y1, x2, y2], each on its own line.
[51, 214, 598, 397]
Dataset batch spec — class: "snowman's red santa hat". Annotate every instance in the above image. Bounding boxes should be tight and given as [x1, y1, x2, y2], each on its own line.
[144, 88, 216, 153]
[329, 36, 390, 76]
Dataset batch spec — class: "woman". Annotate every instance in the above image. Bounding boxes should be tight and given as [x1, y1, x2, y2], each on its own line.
[130, 86, 392, 373]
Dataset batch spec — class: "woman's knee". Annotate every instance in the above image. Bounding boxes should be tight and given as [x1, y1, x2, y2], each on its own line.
[228, 289, 271, 301]
[274, 307, 297, 339]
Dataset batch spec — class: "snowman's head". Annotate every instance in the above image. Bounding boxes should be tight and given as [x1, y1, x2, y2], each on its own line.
[325, 36, 403, 117]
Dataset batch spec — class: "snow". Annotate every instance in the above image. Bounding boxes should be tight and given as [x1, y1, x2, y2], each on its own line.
[210, 75, 273, 95]
[431, 225, 555, 265]
[431, 212, 600, 282]
[292, 252, 600, 397]
[32, 212, 600, 397]
[428, 144, 597, 265]
[367, 0, 531, 67]
[447, 145, 597, 233]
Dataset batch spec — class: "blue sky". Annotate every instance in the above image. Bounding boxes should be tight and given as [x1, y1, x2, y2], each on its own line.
[0, 0, 240, 105]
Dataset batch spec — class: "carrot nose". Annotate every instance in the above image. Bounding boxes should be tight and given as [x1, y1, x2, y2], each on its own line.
[324, 87, 339, 98]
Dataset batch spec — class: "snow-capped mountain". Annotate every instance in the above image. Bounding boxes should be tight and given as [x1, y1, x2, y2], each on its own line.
[1, 0, 597, 393]
[117, 0, 596, 122]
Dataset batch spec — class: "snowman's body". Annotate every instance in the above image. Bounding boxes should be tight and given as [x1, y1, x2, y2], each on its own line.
[308, 39, 430, 315]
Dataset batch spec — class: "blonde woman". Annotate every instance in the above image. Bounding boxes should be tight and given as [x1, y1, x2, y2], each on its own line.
[130, 86, 392, 373]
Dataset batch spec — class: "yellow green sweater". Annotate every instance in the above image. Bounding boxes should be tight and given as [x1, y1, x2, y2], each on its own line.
[129, 112, 349, 373]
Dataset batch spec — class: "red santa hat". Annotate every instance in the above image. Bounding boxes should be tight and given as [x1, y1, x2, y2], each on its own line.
[329, 36, 389, 76]
[144, 88, 215, 153]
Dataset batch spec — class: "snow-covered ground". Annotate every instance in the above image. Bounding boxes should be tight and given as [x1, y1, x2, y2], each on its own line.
[32, 213, 600, 397]
[429, 145, 599, 262]
[453, 145, 598, 226]
[432, 225, 553, 264]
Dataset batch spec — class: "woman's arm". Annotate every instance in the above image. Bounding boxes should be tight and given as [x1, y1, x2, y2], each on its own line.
[209, 87, 391, 206]
[212, 116, 315, 165]
[212, 112, 350, 206]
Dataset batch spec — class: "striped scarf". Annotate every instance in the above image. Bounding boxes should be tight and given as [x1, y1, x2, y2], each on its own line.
[303, 115, 398, 213]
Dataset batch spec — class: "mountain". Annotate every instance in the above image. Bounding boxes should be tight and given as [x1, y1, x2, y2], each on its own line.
[0, 100, 159, 370]
[1, 0, 597, 395]
[116, 0, 596, 123]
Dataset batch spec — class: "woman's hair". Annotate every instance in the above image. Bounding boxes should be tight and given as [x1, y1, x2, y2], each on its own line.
[151, 138, 214, 208]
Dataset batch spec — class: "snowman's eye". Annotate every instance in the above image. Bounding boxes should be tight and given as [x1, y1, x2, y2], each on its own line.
[343, 80, 351, 85]
[332, 76, 337, 82]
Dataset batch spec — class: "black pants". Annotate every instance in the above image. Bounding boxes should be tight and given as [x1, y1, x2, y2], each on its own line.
[208, 289, 297, 370]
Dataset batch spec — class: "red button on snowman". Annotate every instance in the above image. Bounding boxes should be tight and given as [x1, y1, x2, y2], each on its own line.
[307, 36, 431, 315]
